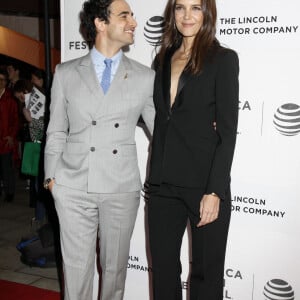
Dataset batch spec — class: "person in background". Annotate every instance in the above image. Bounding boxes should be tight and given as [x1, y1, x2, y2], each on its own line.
[7, 62, 21, 88]
[0, 68, 19, 202]
[147, 0, 239, 299]
[31, 68, 45, 90]
[43, 0, 155, 299]
[7, 62, 29, 183]
[13, 79, 46, 226]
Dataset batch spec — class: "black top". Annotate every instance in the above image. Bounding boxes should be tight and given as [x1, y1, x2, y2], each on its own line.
[148, 47, 239, 200]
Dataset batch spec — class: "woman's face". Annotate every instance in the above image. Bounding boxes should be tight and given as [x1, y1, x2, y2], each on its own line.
[14, 91, 25, 102]
[174, 0, 204, 38]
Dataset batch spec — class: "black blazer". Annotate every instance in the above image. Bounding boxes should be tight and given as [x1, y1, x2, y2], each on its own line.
[148, 47, 239, 200]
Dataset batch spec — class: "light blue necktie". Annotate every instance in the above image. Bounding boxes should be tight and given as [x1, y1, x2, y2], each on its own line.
[101, 58, 112, 94]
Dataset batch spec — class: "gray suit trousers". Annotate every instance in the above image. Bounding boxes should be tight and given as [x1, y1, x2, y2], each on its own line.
[52, 183, 140, 300]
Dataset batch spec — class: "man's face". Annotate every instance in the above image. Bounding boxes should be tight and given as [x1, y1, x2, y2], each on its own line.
[7, 65, 19, 81]
[0, 74, 7, 90]
[104, 0, 137, 49]
[31, 74, 43, 88]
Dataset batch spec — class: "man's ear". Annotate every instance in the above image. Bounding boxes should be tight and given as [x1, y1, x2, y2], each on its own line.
[94, 17, 106, 32]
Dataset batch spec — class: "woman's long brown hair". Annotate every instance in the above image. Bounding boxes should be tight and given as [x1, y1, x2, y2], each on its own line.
[157, 0, 219, 74]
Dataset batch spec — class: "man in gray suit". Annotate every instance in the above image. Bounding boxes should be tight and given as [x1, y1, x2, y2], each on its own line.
[43, 0, 154, 299]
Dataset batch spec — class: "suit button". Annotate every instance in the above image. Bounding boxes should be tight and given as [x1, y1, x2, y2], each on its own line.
[92, 121, 97, 125]
[112, 149, 118, 154]
[90, 147, 95, 152]
[114, 123, 119, 128]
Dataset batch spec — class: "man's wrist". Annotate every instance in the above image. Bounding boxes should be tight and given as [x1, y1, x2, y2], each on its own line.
[43, 178, 55, 190]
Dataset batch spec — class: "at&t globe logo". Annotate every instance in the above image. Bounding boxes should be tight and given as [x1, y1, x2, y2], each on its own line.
[273, 103, 300, 136]
[143, 16, 165, 46]
[263, 279, 294, 300]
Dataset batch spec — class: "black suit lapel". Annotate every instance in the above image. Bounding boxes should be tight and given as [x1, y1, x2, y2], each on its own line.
[177, 71, 190, 96]
[161, 51, 172, 113]
[160, 48, 193, 112]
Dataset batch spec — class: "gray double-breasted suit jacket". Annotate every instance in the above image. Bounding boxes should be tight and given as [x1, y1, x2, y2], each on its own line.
[44, 52, 155, 193]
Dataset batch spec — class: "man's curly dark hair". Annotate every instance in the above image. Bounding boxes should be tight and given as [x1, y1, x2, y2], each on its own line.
[80, 0, 114, 43]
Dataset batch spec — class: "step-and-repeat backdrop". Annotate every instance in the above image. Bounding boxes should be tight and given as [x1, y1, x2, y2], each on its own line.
[60, 0, 300, 299]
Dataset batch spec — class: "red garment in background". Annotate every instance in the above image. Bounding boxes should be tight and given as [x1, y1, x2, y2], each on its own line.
[0, 88, 19, 158]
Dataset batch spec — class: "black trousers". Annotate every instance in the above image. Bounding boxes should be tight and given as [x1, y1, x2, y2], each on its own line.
[148, 183, 231, 300]
[0, 152, 15, 197]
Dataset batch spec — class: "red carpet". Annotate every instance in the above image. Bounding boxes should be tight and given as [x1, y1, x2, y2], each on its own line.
[0, 279, 60, 300]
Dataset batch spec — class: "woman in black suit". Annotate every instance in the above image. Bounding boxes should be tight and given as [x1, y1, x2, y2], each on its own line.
[147, 0, 239, 299]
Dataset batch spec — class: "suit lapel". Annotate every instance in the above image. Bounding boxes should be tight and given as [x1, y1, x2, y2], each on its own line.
[161, 48, 193, 112]
[177, 71, 190, 99]
[76, 53, 104, 102]
[110, 54, 129, 93]
[162, 50, 172, 113]
[174, 70, 192, 110]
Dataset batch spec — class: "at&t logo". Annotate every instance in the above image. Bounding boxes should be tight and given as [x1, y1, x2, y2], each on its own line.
[143, 16, 165, 46]
[273, 103, 300, 136]
[263, 279, 294, 300]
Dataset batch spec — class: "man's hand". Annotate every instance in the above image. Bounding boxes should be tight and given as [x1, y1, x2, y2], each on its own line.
[4, 136, 14, 148]
[48, 179, 55, 192]
[197, 193, 220, 227]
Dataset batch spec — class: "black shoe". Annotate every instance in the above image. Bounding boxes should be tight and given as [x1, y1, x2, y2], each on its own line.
[4, 194, 14, 202]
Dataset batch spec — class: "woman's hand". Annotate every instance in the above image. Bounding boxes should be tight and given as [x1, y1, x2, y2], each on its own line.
[197, 193, 220, 227]
[22, 108, 32, 122]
